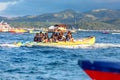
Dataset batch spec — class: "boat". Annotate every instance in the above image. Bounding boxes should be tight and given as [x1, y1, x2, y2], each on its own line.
[78, 59, 120, 80]
[29, 30, 40, 34]
[0, 20, 11, 32]
[9, 28, 27, 33]
[29, 30, 45, 34]
[70, 29, 76, 33]
[48, 24, 67, 33]
[112, 32, 120, 34]
[102, 31, 110, 34]
[15, 36, 95, 47]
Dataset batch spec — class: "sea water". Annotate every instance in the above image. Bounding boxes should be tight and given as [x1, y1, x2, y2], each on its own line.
[0, 31, 120, 80]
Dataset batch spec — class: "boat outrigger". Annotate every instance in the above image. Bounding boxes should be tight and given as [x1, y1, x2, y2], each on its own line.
[15, 36, 95, 47]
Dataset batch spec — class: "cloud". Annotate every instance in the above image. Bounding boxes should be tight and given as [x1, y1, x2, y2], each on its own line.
[0, 0, 120, 17]
[0, 0, 21, 11]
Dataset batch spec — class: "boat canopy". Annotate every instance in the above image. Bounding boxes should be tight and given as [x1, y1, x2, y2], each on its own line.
[48, 26, 57, 29]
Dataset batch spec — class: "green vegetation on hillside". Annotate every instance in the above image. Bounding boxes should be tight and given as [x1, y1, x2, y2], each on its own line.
[1, 9, 120, 30]
[9, 22, 60, 28]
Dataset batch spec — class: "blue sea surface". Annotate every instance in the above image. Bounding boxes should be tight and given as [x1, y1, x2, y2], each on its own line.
[0, 31, 120, 80]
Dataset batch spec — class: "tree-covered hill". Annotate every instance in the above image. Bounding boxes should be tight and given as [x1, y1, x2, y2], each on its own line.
[0, 9, 120, 30]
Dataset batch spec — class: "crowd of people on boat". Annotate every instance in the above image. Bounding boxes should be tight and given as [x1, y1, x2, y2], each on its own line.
[34, 31, 74, 42]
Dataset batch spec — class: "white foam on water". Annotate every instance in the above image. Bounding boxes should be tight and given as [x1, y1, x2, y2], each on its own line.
[51, 43, 120, 49]
[44, 45, 92, 49]
[0, 43, 120, 49]
[0, 43, 20, 47]
[90, 43, 120, 49]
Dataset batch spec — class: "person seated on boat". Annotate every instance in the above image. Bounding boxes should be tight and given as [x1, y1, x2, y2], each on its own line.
[43, 32, 49, 42]
[65, 31, 74, 42]
[50, 32, 58, 42]
[54, 33, 59, 42]
[37, 32, 44, 42]
[34, 33, 39, 42]
[50, 32, 55, 42]
[58, 32, 65, 41]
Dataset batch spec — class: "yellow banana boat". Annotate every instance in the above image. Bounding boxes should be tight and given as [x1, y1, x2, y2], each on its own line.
[15, 36, 95, 47]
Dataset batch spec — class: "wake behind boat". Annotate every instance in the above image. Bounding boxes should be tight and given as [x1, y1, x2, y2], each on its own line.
[78, 59, 120, 80]
[0, 43, 20, 47]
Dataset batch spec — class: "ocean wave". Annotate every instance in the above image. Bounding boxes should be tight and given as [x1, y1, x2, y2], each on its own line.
[1, 43, 120, 49]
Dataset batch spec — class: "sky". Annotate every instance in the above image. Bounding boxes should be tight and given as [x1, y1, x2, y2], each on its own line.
[0, 0, 120, 17]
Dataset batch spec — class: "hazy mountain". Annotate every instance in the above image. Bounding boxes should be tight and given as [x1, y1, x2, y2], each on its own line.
[0, 16, 8, 21]
[0, 9, 120, 30]
[8, 9, 83, 23]
[6, 9, 120, 22]
[84, 9, 120, 21]
[106, 18, 120, 26]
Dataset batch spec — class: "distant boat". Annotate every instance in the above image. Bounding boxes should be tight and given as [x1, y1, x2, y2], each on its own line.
[70, 29, 76, 33]
[78, 59, 120, 80]
[102, 31, 110, 34]
[48, 24, 67, 33]
[68, 26, 77, 33]
[112, 32, 120, 34]
[9, 28, 27, 33]
[0, 20, 11, 32]
[29, 30, 46, 34]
